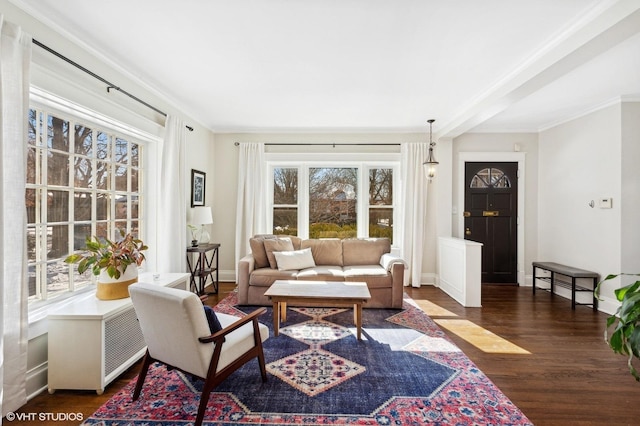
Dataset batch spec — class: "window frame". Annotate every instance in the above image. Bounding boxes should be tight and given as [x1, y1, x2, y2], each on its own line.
[266, 152, 400, 244]
[27, 88, 160, 309]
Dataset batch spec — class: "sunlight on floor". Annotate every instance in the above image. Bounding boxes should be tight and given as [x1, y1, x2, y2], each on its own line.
[434, 319, 531, 354]
[412, 299, 459, 317]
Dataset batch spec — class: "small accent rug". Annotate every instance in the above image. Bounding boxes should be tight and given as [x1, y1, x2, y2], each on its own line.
[82, 293, 532, 425]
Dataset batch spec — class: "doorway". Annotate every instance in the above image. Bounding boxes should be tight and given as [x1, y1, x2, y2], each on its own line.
[464, 162, 518, 284]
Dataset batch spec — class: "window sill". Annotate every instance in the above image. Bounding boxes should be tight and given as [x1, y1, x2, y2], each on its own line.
[28, 286, 95, 339]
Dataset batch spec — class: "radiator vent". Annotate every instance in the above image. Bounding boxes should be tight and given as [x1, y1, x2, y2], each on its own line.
[104, 306, 145, 377]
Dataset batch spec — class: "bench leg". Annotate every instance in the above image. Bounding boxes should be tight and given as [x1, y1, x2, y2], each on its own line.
[571, 277, 576, 309]
[592, 278, 599, 311]
[533, 267, 537, 294]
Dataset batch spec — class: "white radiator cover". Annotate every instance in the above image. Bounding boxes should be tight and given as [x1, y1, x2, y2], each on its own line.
[47, 272, 189, 394]
[104, 305, 146, 378]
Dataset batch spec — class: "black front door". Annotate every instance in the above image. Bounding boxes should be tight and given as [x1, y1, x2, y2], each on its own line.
[464, 162, 518, 284]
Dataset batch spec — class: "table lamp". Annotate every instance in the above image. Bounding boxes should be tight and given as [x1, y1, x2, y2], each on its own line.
[191, 206, 213, 244]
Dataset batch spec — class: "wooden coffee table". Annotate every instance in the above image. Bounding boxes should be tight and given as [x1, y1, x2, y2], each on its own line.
[264, 280, 371, 340]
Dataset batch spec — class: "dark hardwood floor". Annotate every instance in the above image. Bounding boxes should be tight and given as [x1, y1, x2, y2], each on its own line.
[10, 283, 640, 425]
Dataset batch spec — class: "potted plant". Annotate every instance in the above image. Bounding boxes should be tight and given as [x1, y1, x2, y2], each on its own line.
[65, 230, 148, 300]
[595, 273, 640, 381]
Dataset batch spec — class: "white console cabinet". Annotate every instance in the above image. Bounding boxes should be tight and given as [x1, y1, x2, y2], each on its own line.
[47, 272, 189, 394]
[438, 237, 483, 307]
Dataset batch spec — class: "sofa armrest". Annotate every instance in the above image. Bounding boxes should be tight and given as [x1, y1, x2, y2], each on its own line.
[379, 253, 407, 309]
[237, 254, 256, 305]
[380, 253, 408, 272]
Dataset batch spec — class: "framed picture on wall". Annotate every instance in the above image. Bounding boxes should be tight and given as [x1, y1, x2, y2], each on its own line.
[191, 169, 206, 207]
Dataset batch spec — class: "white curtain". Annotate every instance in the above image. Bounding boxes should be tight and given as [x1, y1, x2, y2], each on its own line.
[401, 143, 429, 287]
[156, 115, 187, 273]
[0, 17, 30, 417]
[235, 143, 266, 269]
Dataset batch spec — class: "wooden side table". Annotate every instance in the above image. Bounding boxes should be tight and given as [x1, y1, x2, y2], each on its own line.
[186, 243, 220, 295]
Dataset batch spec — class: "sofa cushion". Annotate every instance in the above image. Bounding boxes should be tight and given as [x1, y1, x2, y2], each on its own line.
[264, 238, 294, 269]
[301, 239, 343, 266]
[274, 248, 316, 271]
[343, 238, 390, 266]
[249, 236, 271, 269]
[343, 265, 392, 288]
[249, 267, 297, 287]
[296, 266, 345, 281]
[256, 234, 302, 250]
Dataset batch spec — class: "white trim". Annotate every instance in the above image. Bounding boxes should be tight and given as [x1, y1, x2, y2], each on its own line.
[457, 152, 526, 285]
[30, 86, 162, 143]
[539, 96, 627, 132]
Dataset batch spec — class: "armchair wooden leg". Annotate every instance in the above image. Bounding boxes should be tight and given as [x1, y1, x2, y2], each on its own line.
[195, 377, 217, 426]
[258, 348, 267, 382]
[254, 324, 268, 382]
[132, 350, 154, 401]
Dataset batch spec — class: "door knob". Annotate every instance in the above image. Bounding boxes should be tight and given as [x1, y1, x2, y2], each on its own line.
[465, 227, 471, 236]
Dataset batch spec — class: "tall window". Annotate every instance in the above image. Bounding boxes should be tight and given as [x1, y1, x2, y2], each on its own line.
[368, 168, 393, 240]
[27, 107, 143, 302]
[273, 167, 298, 236]
[309, 167, 358, 238]
[271, 160, 397, 243]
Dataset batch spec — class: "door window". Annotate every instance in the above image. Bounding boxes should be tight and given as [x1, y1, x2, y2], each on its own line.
[470, 168, 511, 188]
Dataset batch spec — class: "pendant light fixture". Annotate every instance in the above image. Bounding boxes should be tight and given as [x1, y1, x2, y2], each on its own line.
[423, 119, 438, 182]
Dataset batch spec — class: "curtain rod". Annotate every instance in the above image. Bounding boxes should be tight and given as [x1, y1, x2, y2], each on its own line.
[32, 39, 193, 132]
[234, 142, 400, 147]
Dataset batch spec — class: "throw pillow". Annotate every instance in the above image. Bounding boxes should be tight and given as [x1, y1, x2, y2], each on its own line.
[203, 305, 222, 333]
[273, 248, 316, 271]
[249, 237, 270, 269]
[263, 237, 294, 269]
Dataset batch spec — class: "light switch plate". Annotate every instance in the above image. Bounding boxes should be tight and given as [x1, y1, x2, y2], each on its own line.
[599, 198, 612, 209]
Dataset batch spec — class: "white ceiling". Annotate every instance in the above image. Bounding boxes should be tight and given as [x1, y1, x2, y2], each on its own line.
[12, 0, 640, 136]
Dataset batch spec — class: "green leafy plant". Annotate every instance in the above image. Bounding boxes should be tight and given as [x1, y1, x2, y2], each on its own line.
[64, 230, 148, 279]
[595, 273, 640, 381]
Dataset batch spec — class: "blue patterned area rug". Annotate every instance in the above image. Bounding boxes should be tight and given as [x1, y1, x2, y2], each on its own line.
[82, 293, 532, 425]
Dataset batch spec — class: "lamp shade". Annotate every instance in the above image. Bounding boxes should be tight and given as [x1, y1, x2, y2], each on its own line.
[191, 206, 213, 225]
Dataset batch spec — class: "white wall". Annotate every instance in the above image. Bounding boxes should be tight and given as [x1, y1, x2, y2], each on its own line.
[451, 132, 539, 283]
[538, 103, 624, 311]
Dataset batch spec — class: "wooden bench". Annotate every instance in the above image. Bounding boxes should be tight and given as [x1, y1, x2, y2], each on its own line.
[532, 262, 599, 311]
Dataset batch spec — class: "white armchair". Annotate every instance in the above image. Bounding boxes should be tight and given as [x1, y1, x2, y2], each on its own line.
[129, 282, 269, 426]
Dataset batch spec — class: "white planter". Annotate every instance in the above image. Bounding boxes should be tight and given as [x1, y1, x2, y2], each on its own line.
[96, 265, 139, 300]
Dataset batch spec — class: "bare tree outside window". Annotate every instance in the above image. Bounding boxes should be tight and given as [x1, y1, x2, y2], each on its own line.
[369, 168, 393, 242]
[309, 168, 357, 238]
[273, 168, 298, 236]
